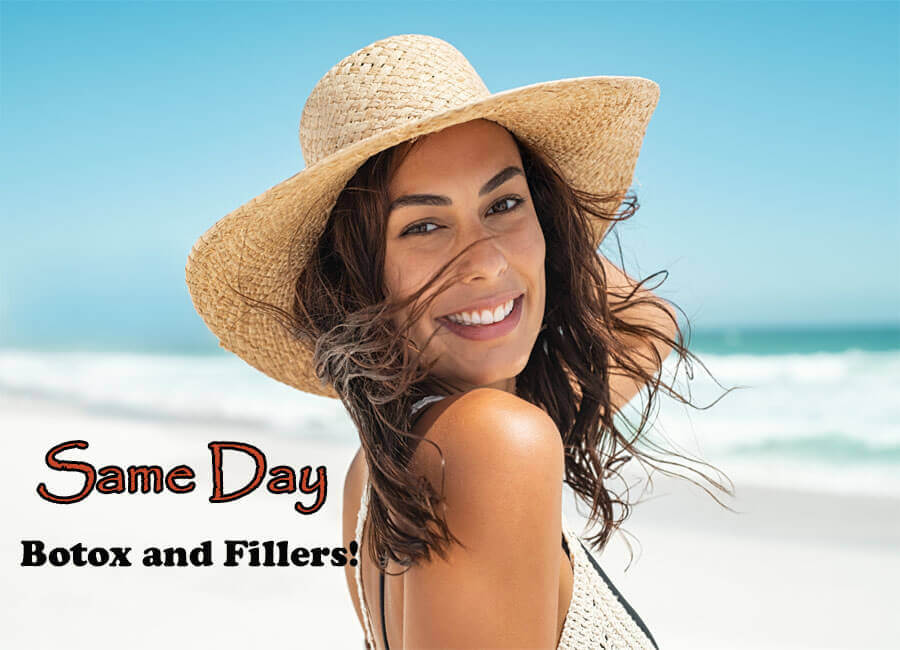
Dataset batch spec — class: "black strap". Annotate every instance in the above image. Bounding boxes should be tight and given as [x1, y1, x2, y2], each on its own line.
[577, 539, 659, 649]
[379, 570, 390, 650]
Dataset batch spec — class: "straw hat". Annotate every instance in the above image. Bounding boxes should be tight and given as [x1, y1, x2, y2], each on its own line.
[185, 33, 660, 399]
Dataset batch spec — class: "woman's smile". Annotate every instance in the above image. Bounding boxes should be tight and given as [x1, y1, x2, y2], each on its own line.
[436, 292, 525, 341]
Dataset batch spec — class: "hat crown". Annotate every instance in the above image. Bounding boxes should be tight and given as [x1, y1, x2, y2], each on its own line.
[299, 34, 490, 166]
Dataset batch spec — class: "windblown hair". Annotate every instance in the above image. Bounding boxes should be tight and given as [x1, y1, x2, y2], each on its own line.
[256, 123, 738, 573]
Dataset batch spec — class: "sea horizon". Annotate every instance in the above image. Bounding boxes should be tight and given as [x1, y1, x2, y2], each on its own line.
[1, 320, 897, 357]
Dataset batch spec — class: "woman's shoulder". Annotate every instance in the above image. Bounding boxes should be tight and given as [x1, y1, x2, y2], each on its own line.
[403, 388, 566, 646]
[410, 387, 565, 502]
[345, 389, 562, 492]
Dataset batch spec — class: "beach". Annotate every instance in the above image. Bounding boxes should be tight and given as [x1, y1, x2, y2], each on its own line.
[3, 372, 899, 650]
[576, 473, 900, 650]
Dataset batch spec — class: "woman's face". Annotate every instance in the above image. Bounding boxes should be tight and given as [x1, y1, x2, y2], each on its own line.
[383, 119, 546, 393]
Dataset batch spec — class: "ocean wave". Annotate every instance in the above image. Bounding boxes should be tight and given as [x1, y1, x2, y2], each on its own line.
[0, 348, 355, 442]
[2, 346, 898, 496]
[727, 432, 900, 464]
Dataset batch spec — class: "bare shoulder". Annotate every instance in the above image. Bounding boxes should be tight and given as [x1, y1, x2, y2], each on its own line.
[404, 387, 566, 646]
[410, 387, 565, 493]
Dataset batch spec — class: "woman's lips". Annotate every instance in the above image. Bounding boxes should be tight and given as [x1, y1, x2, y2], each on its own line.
[436, 294, 524, 341]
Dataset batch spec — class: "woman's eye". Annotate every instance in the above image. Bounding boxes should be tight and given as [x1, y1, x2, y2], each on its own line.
[400, 197, 523, 237]
[487, 196, 523, 215]
[401, 221, 440, 237]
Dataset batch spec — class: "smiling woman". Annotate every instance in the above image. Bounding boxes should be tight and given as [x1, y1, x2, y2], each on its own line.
[186, 33, 736, 650]
[291, 116, 733, 647]
[381, 120, 546, 393]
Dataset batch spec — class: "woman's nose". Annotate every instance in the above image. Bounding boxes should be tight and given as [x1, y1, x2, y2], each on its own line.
[456, 234, 509, 284]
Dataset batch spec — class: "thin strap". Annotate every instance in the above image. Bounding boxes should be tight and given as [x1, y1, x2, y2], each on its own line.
[410, 394, 445, 420]
[379, 571, 390, 650]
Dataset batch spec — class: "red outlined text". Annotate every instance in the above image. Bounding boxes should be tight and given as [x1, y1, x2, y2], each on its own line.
[35, 440, 327, 514]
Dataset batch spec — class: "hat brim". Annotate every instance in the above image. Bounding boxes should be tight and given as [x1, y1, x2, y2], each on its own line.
[185, 75, 660, 398]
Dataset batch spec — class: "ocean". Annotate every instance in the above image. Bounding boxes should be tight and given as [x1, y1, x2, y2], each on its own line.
[2, 323, 898, 498]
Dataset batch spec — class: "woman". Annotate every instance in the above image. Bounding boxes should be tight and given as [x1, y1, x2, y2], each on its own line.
[186, 34, 734, 649]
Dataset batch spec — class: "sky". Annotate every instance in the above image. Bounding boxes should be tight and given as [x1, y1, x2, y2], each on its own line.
[1, 0, 898, 352]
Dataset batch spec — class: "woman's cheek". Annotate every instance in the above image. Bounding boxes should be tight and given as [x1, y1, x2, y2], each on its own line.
[512, 217, 546, 265]
[384, 251, 419, 298]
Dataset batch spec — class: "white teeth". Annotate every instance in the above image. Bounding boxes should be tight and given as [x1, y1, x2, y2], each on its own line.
[446, 298, 515, 325]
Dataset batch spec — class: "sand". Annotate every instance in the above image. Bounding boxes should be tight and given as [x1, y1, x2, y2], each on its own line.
[2, 391, 898, 649]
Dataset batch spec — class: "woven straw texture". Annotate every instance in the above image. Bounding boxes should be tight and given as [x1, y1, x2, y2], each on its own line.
[355, 478, 657, 650]
[184, 34, 660, 398]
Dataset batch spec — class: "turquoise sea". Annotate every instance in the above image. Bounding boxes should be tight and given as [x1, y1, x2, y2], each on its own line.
[2, 323, 898, 497]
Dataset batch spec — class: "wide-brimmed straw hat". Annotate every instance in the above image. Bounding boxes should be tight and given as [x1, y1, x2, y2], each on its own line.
[185, 33, 660, 399]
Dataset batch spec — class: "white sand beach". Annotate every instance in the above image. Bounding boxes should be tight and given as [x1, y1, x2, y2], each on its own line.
[2, 389, 899, 650]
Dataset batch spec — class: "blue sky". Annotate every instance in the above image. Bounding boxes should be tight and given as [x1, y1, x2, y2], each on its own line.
[1, 1, 898, 351]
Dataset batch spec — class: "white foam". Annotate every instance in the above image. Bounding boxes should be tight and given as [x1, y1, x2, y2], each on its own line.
[2, 347, 898, 497]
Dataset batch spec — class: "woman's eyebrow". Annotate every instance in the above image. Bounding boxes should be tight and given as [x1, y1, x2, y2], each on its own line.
[388, 165, 524, 214]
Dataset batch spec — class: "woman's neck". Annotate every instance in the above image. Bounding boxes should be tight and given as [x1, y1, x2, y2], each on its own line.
[470, 375, 517, 395]
[430, 374, 517, 396]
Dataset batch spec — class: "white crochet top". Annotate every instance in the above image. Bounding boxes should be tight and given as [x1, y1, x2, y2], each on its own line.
[354, 477, 659, 649]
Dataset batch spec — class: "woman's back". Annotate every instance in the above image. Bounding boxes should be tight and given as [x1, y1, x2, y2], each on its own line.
[343, 388, 659, 649]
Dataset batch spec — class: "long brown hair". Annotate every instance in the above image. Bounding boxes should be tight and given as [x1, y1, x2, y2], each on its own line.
[258, 122, 739, 572]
